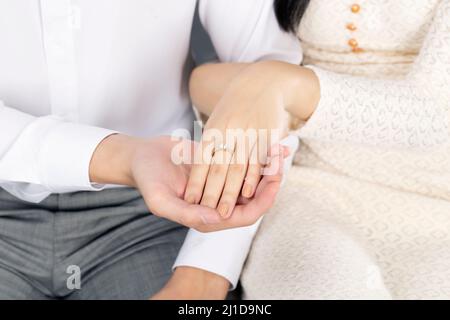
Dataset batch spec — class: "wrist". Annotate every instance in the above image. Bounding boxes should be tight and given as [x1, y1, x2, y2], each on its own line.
[89, 133, 143, 187]
[162, 267, 230, 300]
[285, 66, 321, 120]
[250, 61, 320, 121]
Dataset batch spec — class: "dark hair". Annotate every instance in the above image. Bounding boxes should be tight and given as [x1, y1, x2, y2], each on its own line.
[274, 0, 310, 33]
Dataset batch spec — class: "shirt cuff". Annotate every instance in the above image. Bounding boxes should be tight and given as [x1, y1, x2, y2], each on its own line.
[38, 117, 117, 193]
[298, 65, 341, 140]
[173, 220, 261, 290]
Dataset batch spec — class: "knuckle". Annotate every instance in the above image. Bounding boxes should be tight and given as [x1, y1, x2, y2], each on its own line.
[201, 195, 218, 207]
[220, 190, 236, 202]
[190, 166, 207, 178]
[245, 172, 259, 183]
[229, 164, 246, 176]
[210, 164, 225, 176]
[186, 181, 202, 193]
[247, 164, 261, 175]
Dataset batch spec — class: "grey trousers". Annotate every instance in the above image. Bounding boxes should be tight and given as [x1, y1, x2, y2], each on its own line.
[0, 187, 187, 300]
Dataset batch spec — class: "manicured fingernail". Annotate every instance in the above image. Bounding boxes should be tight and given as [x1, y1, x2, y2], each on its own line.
[217, 203, 229, 217]
[243, 184, 253, 198]
[186, 195, 196, 204]
[201, 214, 221, 225]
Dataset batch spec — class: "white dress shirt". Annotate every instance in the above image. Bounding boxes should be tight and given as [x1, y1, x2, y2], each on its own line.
[0, 0, 301, 288]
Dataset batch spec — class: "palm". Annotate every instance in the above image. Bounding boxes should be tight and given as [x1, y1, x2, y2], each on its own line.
[130, 136, 284, 232]
[133, 137, 191, 201]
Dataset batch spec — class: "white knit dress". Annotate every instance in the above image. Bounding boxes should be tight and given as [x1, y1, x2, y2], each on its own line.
[241, 0, 450, 299]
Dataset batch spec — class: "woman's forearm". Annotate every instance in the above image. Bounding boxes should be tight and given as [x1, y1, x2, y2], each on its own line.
[278, 63, 321, 121]
[189, 63, 249, 116]
[189, 60, 321, 121]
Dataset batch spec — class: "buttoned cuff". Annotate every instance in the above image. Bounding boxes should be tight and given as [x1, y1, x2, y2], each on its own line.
[173, 220, 261, 290]
[38, 118, 117, 193]
[298, 65, 339, 140]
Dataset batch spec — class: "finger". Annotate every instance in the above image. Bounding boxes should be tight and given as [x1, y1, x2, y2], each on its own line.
[216, 147, 248, 218]
[261, 144, 284, 177]
[184, 138, 215, 204]
[200, 142, 235, 209]
[282, 145, 291, 158]
[195, 157, 284, 233]
[236, 195, 251, 205]
[146, 190, 221, 228]
[227, 150, 284, 228]
[241, 142, 262, 199]
[201, 175, 281, 232]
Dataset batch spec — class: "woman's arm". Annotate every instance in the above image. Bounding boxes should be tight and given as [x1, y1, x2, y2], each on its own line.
[190, 63, 247, 116]
[190, 60, 320, 120]
[192, 0, 450, 150]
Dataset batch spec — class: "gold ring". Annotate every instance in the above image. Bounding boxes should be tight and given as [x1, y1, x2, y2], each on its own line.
[213, 143, 233, 154]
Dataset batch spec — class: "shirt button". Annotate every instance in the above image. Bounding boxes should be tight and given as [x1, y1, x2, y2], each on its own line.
[68, 5, 81, 30]
[351, 4, 361, 13]
[346, 23, 357, 31]
[348, 38, 358, 47]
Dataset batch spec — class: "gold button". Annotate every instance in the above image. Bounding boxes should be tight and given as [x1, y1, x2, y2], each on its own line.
[346, 23, 357, 31]
[348, 38, 358, 47]
[351, 4, 360, 13]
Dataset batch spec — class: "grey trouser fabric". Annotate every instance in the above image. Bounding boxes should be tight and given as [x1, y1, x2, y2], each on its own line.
[0, 187, 187, 300]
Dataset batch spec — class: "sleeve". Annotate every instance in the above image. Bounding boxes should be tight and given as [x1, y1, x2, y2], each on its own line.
[0, 103, 116, 203]
[174, 135, 300, 289]
[299, 0, 450, 149]
[173, 221, 261, 290]
[199, 0, 302, 64]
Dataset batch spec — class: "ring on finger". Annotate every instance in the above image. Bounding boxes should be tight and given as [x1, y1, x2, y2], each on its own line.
[213, 143, 234, 155]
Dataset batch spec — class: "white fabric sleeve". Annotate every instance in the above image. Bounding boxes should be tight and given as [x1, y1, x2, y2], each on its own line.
[173, 221, 261, 290]
[0, 103, 116, 203]
[173, 135, 300, 289]
[199, 0, 302, 64]
[299, 0, 450, 150]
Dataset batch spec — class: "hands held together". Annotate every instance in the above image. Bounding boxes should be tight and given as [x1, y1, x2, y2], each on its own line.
[90, 61, 318, 232]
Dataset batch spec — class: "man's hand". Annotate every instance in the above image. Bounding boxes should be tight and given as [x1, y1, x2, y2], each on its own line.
[89, 134, 285, 231]
[151, 267, 230, 300]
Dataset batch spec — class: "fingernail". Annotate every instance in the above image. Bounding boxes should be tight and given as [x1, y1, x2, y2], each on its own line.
[201, 213, 221, 225]
[217, 203, 229, 217]
[186, 195, 196, 204]
[243, 184, 253, 198]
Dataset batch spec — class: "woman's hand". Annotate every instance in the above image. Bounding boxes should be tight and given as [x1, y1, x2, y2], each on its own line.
[184, 62, 292, 219]
[90, 134, 287, 232]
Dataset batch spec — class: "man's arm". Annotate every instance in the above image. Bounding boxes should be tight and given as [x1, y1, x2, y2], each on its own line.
[152, 267, 230, 300]
[0, 103, 116, 203]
